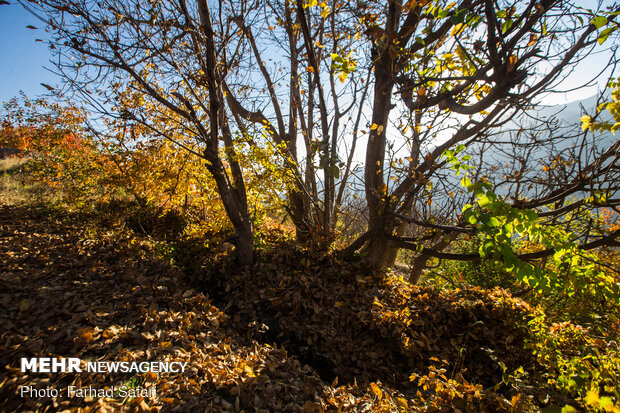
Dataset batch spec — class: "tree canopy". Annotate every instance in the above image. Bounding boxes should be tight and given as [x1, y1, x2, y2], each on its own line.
[10, 0, 620, 290]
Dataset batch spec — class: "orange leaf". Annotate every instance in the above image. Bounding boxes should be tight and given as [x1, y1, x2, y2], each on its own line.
[507, 55, 518, 72]
[77, 327, 95, 342]
[370, 382, 383, 400]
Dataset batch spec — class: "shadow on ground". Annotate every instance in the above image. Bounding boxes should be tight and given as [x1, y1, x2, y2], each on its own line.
[0, 203, 540, 412]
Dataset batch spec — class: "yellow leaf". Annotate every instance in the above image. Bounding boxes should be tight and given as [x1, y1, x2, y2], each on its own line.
[396, 397, 408, 408]
[320, 3, 330, 18]
[19, 299, 31, 313]
[160, 341, 172, 348]
[580, 115, 592, 131]
[302, 401, 322, 413]
[451, 23, 465, 37]
[370, 382, 383, 400]
[379, 183, 387, 194]
[377, 125, 384, 135]
[507, 54, 518, 72]
[307, 66, 315, 73]
[370, 123, 379, 130]
[241, 362, 255, 377]
[78, 327, 95, 342]
[403, 0, 432, 13]
[585, 390, 600, 406]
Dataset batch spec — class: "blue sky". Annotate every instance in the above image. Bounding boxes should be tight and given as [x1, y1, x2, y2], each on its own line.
[0, 3, 56, 103]
[0, 1, 612, 105]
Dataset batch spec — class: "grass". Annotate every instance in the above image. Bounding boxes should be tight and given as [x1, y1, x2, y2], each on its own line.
[0, 156, 51, 205]
[0, 156, 29, 172]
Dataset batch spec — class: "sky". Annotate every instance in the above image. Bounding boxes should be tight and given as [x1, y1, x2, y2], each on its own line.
[0, 1, 614, 106]
[0, 3, 57, 103]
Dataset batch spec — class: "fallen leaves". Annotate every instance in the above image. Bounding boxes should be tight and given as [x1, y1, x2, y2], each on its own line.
[0, 205, 271, 411]
[0, 202, 605, 412]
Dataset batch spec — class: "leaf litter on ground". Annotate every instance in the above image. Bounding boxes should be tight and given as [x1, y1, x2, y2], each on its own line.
[1, 202, 609, 412]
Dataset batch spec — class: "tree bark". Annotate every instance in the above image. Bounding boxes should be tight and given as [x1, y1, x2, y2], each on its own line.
[362, 1, 401, 268]
[197, 0, 253, 265]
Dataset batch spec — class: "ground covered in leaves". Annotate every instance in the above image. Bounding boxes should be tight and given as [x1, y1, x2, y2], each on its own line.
[0, 202, 615, 412]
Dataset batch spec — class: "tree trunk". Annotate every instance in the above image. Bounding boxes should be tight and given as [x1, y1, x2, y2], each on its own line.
[409, 233, 457, 283]
[197, 0, 253, 265]
[207, 158, 254, 266]
[361, 1, 402, 269]
[363, 234, 397, 268]
[289, 187, 313, 242]
[234, 221, 254, 267]
[409, 254, 429, 284]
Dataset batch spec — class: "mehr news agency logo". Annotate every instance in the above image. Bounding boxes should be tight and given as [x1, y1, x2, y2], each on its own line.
[18, 357, 188, 398]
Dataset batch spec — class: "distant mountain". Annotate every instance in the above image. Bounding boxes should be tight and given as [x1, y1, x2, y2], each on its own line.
[339, 95, 616, 200]
[538, 95, 599, 122]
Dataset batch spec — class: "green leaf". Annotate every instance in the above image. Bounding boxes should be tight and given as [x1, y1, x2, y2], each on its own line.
[525, 210, 538, 221]
[599, 396, 613, 408]
[450, 9, 467, 24]
[591, 15, 608, 29]
[488, 216, 501, 227]
[598, 27, 615, 44]
[502, 19, 513, 33]
[331, 53, 344, 63]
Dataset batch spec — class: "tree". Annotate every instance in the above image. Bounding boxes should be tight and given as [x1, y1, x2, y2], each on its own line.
[342, 0, 620, 278]
[18, 0, 370, 258]
[18, 0, 260, 263]
[16, 0, 620, 285]
[0, 96, 103, 201]
[217, 0, 368, 245]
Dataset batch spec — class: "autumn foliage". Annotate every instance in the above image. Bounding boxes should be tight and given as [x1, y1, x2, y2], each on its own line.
[1, 0, 620, 410]
[1, 92, 619, 413]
